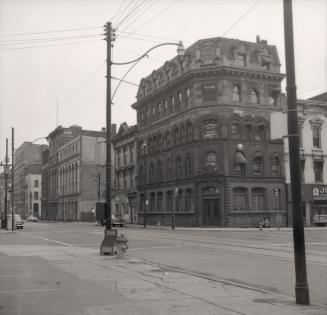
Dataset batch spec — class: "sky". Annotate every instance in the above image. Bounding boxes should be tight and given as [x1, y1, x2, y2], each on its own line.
[0, 0, 326, 158]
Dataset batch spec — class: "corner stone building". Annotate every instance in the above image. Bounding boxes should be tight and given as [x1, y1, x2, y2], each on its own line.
[132, 36, 286, 227]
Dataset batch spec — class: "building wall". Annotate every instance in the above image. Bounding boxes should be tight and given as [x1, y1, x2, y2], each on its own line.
[281, 98, 327, 225]
[113, 123, 137, 223]
[133, 36, 286, 227]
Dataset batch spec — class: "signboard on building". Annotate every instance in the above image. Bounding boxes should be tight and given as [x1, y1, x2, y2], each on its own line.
[313, 185, 327, 199]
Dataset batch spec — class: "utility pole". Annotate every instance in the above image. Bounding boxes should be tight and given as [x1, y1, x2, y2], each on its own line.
[100, 21, 117, 255]
[105, 21, 113, 231]
[4, 139, 9, 230]
[11, 128, 14, 231]
[283, 0, 310, 305]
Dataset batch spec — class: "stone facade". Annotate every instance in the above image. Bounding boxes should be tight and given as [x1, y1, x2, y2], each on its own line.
[132, 36, 286, 227]
[112, 123, 138, 223]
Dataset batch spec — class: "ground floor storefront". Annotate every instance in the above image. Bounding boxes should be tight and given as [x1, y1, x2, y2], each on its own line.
[137, 176, 286, 228]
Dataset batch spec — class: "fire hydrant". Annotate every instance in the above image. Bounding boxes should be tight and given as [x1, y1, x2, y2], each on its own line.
[116, 233, 128, 259]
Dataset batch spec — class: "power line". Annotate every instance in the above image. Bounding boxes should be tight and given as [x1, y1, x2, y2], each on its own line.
[116, 0, 148, 29]
[62, 60, 106, 102]
[221, 0, 262, 36]
[112, 0, 136, 26]
[118, 0, 159, 36]
[129, 0, 181, 35]
[117, 30, 179, 43]
[110, 0, 129, 24]
[111, 76, 139, 87]
[0, 34, 103, 46]
[0, 39, 102, 51]
[0, 26, 102, 37]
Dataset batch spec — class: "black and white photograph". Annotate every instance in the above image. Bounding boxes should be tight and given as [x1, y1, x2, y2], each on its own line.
[0, 0, 326, 314]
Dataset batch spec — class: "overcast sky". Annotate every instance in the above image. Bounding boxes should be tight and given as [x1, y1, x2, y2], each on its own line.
[0, 0, 326, 157]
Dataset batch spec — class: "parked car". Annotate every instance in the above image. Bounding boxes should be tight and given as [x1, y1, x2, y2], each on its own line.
[7, 214, 24, 229]
[27, 215, 38, 222]
[111, 214, 126, 227]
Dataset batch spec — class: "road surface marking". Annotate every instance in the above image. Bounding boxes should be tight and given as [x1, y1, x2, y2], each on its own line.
[128, 245, 184, 251]
[0, 288, 60, 294]
[25, 233, 73, 247]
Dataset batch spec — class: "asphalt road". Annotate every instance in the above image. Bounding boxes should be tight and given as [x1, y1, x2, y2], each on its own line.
[1, 222, 326, 314]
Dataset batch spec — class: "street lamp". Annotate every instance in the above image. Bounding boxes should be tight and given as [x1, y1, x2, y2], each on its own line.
[140, 141, 148, 228]
[100, 21, 184, 254]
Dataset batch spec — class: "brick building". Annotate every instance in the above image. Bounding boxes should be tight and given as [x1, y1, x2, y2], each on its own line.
[112, 123, 138, 223]
[132, 36, 286, 227]
[13, 142, 48, 218]
[45, 125, 114, 221]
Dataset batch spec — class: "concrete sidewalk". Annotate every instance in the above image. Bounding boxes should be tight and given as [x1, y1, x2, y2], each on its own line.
[1, 243, 325, 315]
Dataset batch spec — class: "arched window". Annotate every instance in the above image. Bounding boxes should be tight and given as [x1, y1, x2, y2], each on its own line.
[180, 125, 186, 143]
[166, 158, 172, 179]
[139, 165, 144, 185]
[153, 135, 157, 152]
[257, 124, 266, 141]
[176, 189, 184, 212]
[157, 160, 162, 181]
[185, 188, 194, 212]
[244, 122, 253, 140]
[271, 153, 280, 177]
[166, 191, 173, 212]
[157, 192, 163, 212]
[175, 156, 182, 179]
[253, 152, 263, 176]
[206, 152, 217, 166]
[185, 153, 192, 177]
[232, 85, 240, 102]
[231, 121, 241, 139]
[150, 192, 156, 212]
[251, 90, 259, 104]
[186, 122, 193, 142]
[232, 187, 248, 212]
[251, 187, 266, 211]
[150, 162, 155, 183]
[174, 127, 180, 145]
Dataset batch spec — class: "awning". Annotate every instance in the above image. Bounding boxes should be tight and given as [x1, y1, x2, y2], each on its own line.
[235, 151, 247, 164]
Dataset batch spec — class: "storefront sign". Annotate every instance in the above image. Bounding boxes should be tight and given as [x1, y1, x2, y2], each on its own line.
[313, 185, 327, 198]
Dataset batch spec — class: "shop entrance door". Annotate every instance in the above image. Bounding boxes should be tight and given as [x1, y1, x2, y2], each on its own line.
[203, 198, 220, 226]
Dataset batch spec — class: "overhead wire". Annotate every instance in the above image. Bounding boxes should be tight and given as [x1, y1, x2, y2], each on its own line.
[0, 39, 102, 51]
[112, 0, 136, 26]
[0, 26, 102, 37]
[221, 0, 262, 36]
[0, 33, 103, 46]
[109, 0, 129, 24]
[117, 0, 159, 36]
[115, 0, 148, 29]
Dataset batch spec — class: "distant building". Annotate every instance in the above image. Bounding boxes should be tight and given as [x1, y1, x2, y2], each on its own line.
[13, 142, 48, 218]
[45, 125, 114, 221]
[40, 148, 49, 220]
[112, 123, 138, 223]
[132, 36, 286, 227]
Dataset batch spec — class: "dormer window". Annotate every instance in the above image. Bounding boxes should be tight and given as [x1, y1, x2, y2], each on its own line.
[251, 90, 259, 104]
[236, 54, 247, 66]
[232, 85, 241, 102]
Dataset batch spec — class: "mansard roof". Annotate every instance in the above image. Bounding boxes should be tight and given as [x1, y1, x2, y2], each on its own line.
[135, 36, 283, 102]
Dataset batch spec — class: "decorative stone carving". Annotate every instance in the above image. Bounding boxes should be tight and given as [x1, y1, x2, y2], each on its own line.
[195, 39, 221, 65]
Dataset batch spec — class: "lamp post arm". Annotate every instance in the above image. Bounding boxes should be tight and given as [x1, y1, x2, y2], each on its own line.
[112, 42, 181, 65]
[111, 55, 148, 102]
